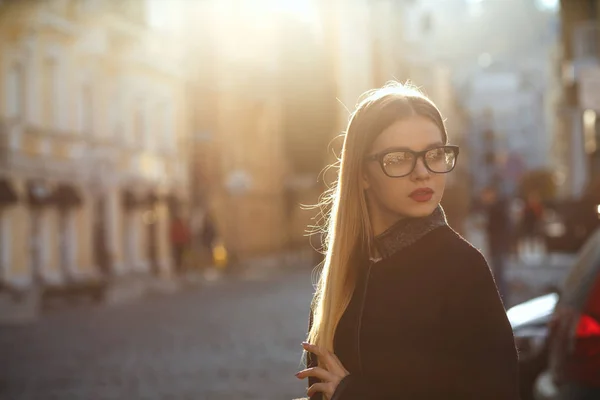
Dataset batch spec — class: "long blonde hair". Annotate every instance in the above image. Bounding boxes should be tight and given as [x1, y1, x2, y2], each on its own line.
[306, 82, 448, 361]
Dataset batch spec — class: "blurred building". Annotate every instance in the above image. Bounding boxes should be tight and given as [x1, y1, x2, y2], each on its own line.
[184, 0, 420, 259]
[319, 0, 410, 135]
[0, 0, 190, 290]
[400, 1, 472, 232]
[460, 6, 557, 197]
[185, 1, 292, 260]
[557, 0, 600, 199]
[464, 68, 548, 194]
[404, 0, 558, 198]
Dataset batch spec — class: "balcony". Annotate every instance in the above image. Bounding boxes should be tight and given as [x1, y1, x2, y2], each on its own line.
[0, 119, 95, 179]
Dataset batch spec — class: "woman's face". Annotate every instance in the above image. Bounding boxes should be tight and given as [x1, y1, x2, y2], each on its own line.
[363, 115, 448, 221]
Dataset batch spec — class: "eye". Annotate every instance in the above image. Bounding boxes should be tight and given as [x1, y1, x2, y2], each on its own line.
[426, 147, 445, 161]
[384, 151, 412, 165]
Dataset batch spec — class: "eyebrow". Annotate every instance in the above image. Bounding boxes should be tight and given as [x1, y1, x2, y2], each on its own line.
[377, 141, 445, 154]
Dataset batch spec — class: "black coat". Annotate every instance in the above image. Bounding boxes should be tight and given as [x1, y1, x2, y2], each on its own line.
[307, 225, 519, 400]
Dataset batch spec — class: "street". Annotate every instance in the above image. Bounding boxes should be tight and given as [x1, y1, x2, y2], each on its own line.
[0, 246, 574, 400]
[0, 269, 314, 400]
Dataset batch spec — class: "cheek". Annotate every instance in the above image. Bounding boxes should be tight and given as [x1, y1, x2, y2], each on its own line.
[371, 173, 448, 202]
[431, 175, 447, 203]
[433, 174, 447, 192]
[370, 174, 410, 200]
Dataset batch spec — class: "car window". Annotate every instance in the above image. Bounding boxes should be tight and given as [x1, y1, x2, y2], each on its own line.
[561, 227, 600, 309]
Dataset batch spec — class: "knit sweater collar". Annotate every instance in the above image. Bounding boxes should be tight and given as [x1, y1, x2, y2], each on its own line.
[373, 205, 448, 261]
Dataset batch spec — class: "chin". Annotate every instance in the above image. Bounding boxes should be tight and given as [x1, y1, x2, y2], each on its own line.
[398, 202, 439, 218]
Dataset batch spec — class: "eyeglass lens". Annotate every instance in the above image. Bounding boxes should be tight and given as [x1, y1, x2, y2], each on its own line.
[382, 147, 456, 177]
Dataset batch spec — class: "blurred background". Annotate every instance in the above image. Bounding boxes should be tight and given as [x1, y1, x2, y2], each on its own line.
[0, 0, 599, 399]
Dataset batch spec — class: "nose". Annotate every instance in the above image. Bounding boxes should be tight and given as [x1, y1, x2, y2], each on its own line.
[411, 157, 430, 180]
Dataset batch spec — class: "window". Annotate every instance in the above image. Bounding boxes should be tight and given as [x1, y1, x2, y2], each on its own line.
[158, 102, 168, 151]
[80, 83, 94, 135]
[133, 101, 145, 145]
[79, 83, 93, 134]
[5, 61, 25, 120]
[43, 56, 59, 128]
[143, 102, 152, 149]
[155, 101, 173, 152]
[109, 90, 123, 141]
[147, 102, 162, 151]
[165, 103, 175, 152]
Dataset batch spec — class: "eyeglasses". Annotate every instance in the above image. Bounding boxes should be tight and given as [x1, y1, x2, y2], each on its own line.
[365, 145, 460, 178]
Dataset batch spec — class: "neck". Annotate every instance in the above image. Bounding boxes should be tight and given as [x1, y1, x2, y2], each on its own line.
[368, 203, 405, 237]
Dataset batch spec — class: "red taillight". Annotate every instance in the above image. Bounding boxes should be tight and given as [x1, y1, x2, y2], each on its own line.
[575, 314, 600, 338]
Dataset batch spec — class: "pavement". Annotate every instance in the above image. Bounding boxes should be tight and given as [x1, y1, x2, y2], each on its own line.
[0, 268, 315, 400]
[0, 231, 577, 399]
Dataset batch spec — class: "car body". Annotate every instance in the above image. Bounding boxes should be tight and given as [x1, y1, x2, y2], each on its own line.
[508, 227, 600, 400]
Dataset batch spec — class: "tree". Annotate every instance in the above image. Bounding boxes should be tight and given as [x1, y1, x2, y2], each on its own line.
[518, 168, 558, 200]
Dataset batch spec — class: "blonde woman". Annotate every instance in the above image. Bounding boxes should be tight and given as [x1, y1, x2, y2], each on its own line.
[295, 83, 519, 400]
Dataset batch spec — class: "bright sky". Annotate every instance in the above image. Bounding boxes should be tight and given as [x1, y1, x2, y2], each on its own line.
[537, 0, 559, 11]
[147, 0, 318, 29]
[467, 0, 558, 12]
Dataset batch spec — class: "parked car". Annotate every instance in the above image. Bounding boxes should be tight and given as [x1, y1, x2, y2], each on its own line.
[507, 226, 600, 400]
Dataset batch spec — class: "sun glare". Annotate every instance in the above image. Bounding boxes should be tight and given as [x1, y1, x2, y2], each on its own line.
[247, 0, 317, 23]
[536, 0, 559, 12]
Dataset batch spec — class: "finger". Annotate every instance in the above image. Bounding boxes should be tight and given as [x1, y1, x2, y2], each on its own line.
[302, 343, 337, 370]
[330, 353, 349, 375]
[296, 367, 336, 382]
[302, 342, 324, 357]
[302, 342, 346, 376]
[307, 382, 333, 398]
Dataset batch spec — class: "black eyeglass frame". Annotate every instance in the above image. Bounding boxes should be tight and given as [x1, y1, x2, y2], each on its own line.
[365, 145, 460, 178]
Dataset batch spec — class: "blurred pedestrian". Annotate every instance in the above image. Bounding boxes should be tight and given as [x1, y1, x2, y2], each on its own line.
[200, 212, 218, 264]
[519, 191, 545, 262]
[508, 197, 524, 261]
[170, 212, 190, 275]
[481, 185, 512, 303]
[296, 83, 518, 400]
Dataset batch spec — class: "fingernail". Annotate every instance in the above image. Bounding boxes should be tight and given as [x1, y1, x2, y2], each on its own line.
[302, 342, 309, 346]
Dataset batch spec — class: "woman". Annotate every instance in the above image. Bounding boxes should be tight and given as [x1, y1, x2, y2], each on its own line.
[295, 83, 519, 400]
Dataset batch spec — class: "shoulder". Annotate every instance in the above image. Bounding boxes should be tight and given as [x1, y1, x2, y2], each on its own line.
[429, 226, 486, 260]
[430, 226, 491, 278]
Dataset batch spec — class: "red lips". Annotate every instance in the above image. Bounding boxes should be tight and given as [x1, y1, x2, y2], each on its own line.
[409, 188, 434, 202]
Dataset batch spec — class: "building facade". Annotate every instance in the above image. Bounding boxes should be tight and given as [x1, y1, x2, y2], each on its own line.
[557, 0, 600, 198]
[185, 1, 291, 259]
[184, 0, 418, 259]
[0, 0, 190, 289]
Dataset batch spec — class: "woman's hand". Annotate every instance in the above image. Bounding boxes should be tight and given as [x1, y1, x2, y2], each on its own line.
[296, 342, 350, 398]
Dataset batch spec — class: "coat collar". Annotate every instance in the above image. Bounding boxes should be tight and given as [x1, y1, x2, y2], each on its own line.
[372, 205, 448, 261]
